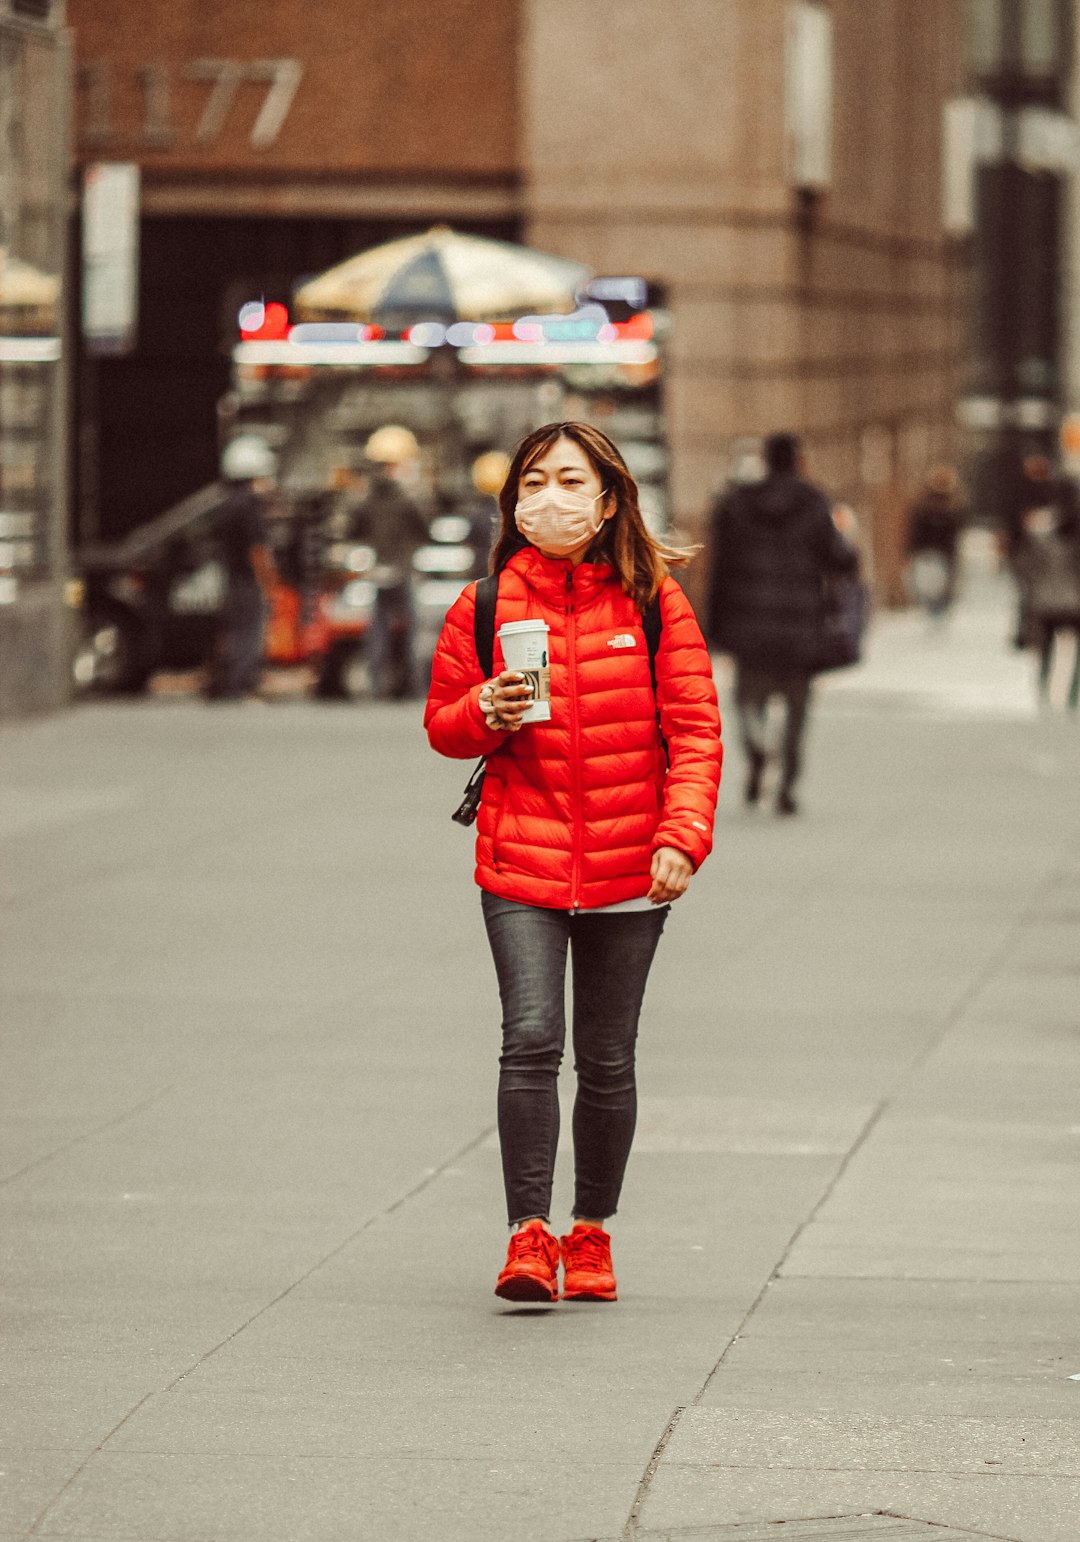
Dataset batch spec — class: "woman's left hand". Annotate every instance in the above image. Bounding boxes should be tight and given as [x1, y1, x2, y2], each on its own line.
[648, 846, 693, 904]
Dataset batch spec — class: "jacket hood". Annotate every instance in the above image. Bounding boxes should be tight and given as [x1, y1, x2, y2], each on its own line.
[749, 472, 818, 522]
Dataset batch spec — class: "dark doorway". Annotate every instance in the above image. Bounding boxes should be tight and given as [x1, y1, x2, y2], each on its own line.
[74, 212, 520, 547]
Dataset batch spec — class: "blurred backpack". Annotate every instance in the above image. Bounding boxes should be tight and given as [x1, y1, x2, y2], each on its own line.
[814, 571, 869, 673]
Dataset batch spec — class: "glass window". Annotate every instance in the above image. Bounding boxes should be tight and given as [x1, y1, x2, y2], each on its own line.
[966, 0, 1005, 71]
[1021, 0, 1062, 72]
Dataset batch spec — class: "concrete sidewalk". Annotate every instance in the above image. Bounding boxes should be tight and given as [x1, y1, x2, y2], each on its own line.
[2, 561, 1078, 1542]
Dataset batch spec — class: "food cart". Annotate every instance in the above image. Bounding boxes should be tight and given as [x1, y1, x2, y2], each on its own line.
[218, 227, 672, 693]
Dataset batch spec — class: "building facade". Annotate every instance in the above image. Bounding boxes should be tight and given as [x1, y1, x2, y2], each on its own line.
[521, 0, 967, 597]
[67, 0, 966, 606]
[0, 0, 71, 716]
[958, 0, 1075, 534]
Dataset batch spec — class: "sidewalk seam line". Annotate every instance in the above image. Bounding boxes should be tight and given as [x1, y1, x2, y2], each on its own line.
[662, 1460, 1079, 1477]
[692, 1091, 891, 1409]
[623, 858, 1066, 1540]
[0, 1084, 178, 1189]
[703, 842, 1064, 1400]
[22, 1392, 157, 1540]
[18, 1122, 495, 1540]
[617, 802, 975, 1537]
[166, 1121, 497, 1385]
[1, 760, 379, 913]
[621, 1404, 686, 1539]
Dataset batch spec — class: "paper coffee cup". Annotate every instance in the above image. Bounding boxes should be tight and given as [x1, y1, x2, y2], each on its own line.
[498, 619, 551, 723]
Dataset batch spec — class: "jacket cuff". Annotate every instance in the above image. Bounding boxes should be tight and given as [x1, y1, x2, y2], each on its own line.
[468, 684, 505, 750]
[652, 827, 708, 871]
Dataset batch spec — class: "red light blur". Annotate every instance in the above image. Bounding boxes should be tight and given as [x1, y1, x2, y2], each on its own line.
[614, 313, 654, 341]
[241, 301, 290, 341]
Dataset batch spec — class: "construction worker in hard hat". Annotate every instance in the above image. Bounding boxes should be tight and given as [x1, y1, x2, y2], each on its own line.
[344, 426, 430, 697]
[205, 435, 280, 701]
[471, 449, 511, 499]
[364, 424, 420, 467]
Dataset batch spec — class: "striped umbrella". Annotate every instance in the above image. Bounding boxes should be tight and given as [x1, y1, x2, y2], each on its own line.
[294, 226, 591, 328]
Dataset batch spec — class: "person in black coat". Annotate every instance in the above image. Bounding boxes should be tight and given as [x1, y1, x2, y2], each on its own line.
[705, 432, 857, 814]
[206, 435, 279, 701]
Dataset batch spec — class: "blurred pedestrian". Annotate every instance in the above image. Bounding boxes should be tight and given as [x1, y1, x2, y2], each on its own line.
[1008, 452, 1054, 557]
[463, 449, 511, 572]
[705, 431, 858, 815]
[425, 421, 721, 1305]
[347, 425, 430, 697]
[906, 465, 968, 618]
[205, 435, 279, 702]
[1012, 501, 1080, 710]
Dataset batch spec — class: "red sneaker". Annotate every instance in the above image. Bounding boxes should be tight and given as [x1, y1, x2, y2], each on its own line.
[560, 1223, 618, 1301]
[494, 1220, 560, 1302]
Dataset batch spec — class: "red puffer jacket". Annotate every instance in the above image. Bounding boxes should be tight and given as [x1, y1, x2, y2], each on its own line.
[425, 546, 722, 909]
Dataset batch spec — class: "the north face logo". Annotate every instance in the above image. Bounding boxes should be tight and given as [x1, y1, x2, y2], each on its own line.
[607, 634, 636, 649]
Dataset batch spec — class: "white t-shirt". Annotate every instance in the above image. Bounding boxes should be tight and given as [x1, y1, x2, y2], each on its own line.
[569, 896, 657, 915]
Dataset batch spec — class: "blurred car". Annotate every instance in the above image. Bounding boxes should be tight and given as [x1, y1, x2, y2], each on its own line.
[73, 486, 480, 699]
[74, 484, 230, 693]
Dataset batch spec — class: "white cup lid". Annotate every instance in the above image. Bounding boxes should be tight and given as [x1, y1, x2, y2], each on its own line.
[498, 619, 549, 636]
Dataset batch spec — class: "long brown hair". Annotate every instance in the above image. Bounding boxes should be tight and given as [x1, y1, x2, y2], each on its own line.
[491, 421, 696, 610]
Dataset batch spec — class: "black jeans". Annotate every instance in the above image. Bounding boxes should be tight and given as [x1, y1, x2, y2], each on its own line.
[1035, 617, 1080, 709]
[210, 578, 267, 699]
[735, 662, 812, 795]
[480, 892, 668, 1226]
[368, 580, 417, 699]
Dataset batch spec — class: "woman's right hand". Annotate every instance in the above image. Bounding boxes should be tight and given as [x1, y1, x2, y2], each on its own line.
[490, 670, 534, 731]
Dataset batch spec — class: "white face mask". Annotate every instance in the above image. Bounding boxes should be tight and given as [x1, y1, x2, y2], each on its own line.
[514, 486, 607, 556]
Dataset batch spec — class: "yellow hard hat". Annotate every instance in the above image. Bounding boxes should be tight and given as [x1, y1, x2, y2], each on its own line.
[364, 424, 419, 465]
[472, 450, 511, 496]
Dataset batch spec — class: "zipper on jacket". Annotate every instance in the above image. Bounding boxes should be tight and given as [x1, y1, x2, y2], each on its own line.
[565, 566, 585, 909]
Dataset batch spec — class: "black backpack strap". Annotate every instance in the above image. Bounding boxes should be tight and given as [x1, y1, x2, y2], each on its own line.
[454, 573, 499, 827]
[642, 591, 667, 763]
[642, 592, 663, 693]
[473, 573, 499, 678]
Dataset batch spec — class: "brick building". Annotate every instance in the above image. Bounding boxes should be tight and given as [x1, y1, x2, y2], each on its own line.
[69, 0, 966, 597]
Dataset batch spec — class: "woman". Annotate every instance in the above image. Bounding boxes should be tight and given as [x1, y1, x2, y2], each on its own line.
[424, 422, 722, 1303]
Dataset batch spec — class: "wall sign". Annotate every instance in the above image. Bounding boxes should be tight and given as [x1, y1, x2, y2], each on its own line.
[78, 58, 304, 151]
[82, 162, 140, 355]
